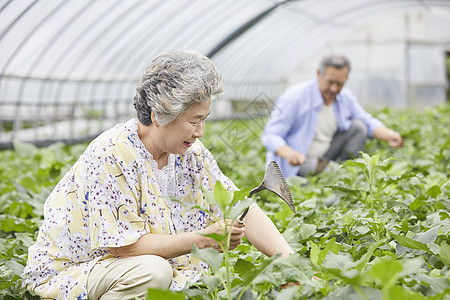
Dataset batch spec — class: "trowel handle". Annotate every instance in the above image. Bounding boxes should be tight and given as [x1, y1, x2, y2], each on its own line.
[238, 207, 249, 222]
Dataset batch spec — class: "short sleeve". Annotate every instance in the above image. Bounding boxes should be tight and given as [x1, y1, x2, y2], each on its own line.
[84, 148, 147, 250]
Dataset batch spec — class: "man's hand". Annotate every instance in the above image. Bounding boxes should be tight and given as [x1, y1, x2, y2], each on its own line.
[373, 126, 403, 148]
[276, 145, 306, 166]
[386, 130, 403, 148]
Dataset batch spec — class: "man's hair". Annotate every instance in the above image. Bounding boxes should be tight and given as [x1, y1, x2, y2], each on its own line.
[318, 54, 351, 75]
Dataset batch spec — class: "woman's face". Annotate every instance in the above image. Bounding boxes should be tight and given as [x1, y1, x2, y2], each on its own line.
[158, 101, 211, 155]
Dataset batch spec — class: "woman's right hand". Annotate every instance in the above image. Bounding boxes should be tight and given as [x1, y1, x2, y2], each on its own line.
[198, 219, 245, 252]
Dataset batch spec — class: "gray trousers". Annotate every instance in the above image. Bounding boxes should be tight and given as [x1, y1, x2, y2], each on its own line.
[298, 119, 367, 176]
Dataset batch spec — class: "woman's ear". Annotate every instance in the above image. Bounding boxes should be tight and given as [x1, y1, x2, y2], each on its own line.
[150, 111, 160, 128]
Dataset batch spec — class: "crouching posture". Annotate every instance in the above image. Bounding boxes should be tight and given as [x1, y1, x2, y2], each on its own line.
[23, 49, 293, 299]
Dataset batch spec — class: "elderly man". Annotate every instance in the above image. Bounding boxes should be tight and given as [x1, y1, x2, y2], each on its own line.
[261, 54, 403, 177]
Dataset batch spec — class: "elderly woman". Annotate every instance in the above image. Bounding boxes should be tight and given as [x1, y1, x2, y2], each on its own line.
[23, 49, 293, 299]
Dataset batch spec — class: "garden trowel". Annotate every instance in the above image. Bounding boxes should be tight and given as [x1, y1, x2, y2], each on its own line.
[238, 161, 295, 223]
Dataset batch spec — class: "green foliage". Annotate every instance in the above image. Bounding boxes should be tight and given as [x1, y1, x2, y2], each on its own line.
[1, 104, 450, 299]
[0, 141, 86, 299]
[189, 182, 276, 300]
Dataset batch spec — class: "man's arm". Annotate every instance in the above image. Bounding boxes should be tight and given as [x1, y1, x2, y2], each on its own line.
[373, 125, 403, 148]
[261, 89, 301, 155]
[275, 144, 306, 166]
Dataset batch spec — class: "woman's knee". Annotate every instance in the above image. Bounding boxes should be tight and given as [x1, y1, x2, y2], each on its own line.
[87, 255, 173, 299]
[139, 255, 173, 289]
[114, 255, 173, 292]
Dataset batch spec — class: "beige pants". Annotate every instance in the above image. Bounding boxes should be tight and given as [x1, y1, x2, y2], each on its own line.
[87, 255, 173, 300]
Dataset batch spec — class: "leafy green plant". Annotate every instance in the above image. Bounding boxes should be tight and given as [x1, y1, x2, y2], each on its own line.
[1, 104, 450, 299]
[190, 183, 254, 300]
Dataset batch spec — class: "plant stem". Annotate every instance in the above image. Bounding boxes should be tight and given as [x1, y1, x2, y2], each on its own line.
[353, 285, 368, 300]
[224, 222, 233, 300]
[237, 286, 248, 300]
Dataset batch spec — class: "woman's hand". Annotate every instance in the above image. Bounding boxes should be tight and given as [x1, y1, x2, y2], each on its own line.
[109, 222, 245, 259]
[198, 219, 245, 252]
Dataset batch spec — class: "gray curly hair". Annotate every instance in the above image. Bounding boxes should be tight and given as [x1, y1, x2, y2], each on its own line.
[133, 49, 224, 126]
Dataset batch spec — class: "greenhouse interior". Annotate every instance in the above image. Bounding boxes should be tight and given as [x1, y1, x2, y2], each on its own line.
[1, 1, 449, 299]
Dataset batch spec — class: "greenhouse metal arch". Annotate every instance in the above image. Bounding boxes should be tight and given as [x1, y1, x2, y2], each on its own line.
[1, 0, 449, 148]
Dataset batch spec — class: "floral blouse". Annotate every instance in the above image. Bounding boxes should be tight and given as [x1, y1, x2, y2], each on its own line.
[23, 119, 236, 299]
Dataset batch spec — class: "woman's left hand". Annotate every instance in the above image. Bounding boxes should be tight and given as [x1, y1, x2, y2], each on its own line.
[198, 219, 245, 251]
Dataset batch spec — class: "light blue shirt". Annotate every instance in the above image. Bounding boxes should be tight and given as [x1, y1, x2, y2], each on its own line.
[261, 79, 383, 177]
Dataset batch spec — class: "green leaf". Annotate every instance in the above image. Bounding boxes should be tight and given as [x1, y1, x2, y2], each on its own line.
[228, 197, 254, 220]
[146, 288, 186, 299]
[200, 275, 222, 291]
[310, 240, 320, 266]
[385, 286, 426, 300]
[200, 233, 226, 243]
[343, 160, 367, 173]
[299, 198, 317, 208]
[355, 240, 385, 272]
[13, 141, 38, 158]
[325, 185, 362, 195]
[298, 224, 316, 240]
[369, 153, 380, 168]
[203, 189, 217, 206]
[0, 216, 35, 233]
[214, 181, 230, 213]
[273, 255, 313, 283]
[413, 226, 440, 244]
[230, 277, 244, 289]
[368, 257, 403, 289]
[274, 206, 294, 224]
[414, 274, 450, 295]
[343, 210, 354, 225]
[355, 225, 370, 235]
[286, 175, 308, 186]
[241, 256, 278, 285]
[5, 261, 24, 276]
[0, 275, 21, 290]
[234, 259, 255, 278]
[14, 232, 36, 248]
[230, 187, 252, 207]
[276, 286, 299, 300]
[191, 245, 223, 271]
[325, 285, 382, 300]
[318, 238, 340, 266]
[439, 242, 450, 265]
[390, 233, 430, 251]
[322, 252, 356, 272]
[427, 243, 441, 255]
[426, 185, 441, 198]
[409, 196, 428, 211]
[398, 257, 425, 277]
[18, 176, 41, 194]
[361, 152, 371, 165]
[4, 201, 35, 219]
[384, 172, 417, 186]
